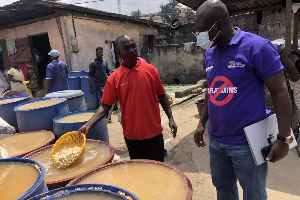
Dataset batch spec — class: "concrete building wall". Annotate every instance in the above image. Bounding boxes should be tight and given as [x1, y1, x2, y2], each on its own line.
[149, 44, 205, 84]
[64, 15, 157, 71]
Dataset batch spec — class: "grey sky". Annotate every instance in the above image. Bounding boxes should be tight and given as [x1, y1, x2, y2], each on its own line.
[0, 0, 174, 16]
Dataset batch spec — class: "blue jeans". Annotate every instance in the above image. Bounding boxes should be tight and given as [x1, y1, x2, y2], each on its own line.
[209, 137, 268, 200]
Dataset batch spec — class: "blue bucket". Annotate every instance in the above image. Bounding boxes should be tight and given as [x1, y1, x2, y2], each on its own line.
[0, 158, 48, 199]
[0, 94, 30, 130]
[53, 110, 109, 143]
[67, 76, 81, 90]
[69, 70, 84, 77]
[80, 76, 98, 110]
[45, 90, 87, 112]
[14, 98, 69, 132]
[28, 184, 139, 200]
[84, 70, 90, 76]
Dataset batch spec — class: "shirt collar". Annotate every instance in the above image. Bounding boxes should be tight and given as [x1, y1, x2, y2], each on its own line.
[120, 58, 141, 73]
[227, 27, 243, 46]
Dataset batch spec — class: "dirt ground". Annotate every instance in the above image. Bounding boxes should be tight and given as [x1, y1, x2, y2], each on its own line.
[107, 94, 300, 200]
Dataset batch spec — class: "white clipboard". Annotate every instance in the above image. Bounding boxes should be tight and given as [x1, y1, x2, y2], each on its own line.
[243, 114, 297, 166]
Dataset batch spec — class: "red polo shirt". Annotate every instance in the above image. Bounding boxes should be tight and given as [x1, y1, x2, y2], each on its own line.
[101, 58, 165, 140]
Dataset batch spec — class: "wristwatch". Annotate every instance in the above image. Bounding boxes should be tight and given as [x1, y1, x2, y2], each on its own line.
[277, 135, 293, 145]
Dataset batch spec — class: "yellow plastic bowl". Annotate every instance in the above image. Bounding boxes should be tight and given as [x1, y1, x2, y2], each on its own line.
[51, 131, 86, 169]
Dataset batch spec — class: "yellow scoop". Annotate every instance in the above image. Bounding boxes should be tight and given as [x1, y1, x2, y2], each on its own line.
[22, 81, 29, 84]
[51, 131, 86, 169]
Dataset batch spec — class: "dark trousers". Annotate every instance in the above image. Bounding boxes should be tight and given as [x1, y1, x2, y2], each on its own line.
[124, 134, 164, 162]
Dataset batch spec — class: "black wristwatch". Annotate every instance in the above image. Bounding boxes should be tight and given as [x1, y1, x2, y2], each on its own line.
[277, 135, 293, 145]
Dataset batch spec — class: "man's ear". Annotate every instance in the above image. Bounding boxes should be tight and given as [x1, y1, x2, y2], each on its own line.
[117, 49, 121, 56]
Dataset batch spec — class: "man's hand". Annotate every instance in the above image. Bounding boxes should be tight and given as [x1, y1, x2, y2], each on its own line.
[266, 140, 289, 162]
[194, 122, 206, 148]
[79, 124, 91, 136]
[169, 118, 177, 138]
[89, 87, 94, 94]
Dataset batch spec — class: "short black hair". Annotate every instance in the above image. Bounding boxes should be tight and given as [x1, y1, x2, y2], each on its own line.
[96, 47, 103, 52]
[115, 35, 127, 50]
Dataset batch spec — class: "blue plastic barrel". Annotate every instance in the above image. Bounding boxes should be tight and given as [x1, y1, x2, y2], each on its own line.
[0, 158, 48, 199]
[69, 70, 84, 77]
[53, 110, 109, 143]
[80, 76, 98, 110]
[14, 98, 69, 132]
[28, 184, 138, 200]
[0, 94, 30, 130]
[45, 90, 87, 112]
[84, 70, 90, 76]
[67, 76, 81, 90]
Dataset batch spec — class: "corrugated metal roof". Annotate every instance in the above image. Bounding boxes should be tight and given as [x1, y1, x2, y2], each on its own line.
[0, 0, 163, 29]
[177, 0, 285, 15]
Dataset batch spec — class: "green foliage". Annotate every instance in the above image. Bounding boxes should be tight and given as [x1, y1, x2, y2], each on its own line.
[159, 0, 181, 23]
[185, 9, 195, 21]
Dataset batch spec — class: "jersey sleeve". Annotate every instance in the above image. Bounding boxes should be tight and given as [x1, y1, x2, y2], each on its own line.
[45, 65, 53, 79]
[254, 41, 284, 80]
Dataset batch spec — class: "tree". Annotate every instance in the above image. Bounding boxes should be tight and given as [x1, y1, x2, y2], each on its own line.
[159, 0, 181, 23]
[131, 9, 142, 18]
[185, 9, 195, 22]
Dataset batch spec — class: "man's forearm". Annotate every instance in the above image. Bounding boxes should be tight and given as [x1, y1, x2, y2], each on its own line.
[199, 92, 209, 126]
[85, 103, 112, 128]
[46, 79, 52, 91]
[158, 93, 174, 120]
[271, 90, 292, 137]
[89, 77, 93, 88]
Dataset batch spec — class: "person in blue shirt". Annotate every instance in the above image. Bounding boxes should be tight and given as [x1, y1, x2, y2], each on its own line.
[193, 1, 292, 199]
[46, 49, 69, 93]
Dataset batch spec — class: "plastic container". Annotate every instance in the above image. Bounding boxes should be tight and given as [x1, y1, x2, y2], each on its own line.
[0, 94, 30, 130]
[67, 76, 81, 90]
[14, 98, 69, 132]
[53, 110, 109, 143]
[84, 70, 90, 76]
[0, 158, 48, 199]
[80, 76, 98, 110]
[23, 140, 114, 190]
[68, 160, 193, 200]
[45, 90, 87, 112]
[28, 184, 138, 200]
[0, 130, 55, 158]
[69, 71, 84, 77]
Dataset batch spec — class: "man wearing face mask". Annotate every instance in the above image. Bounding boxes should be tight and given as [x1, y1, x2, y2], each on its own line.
[79, 35, 177, 162]
[194, 0, 291, 200]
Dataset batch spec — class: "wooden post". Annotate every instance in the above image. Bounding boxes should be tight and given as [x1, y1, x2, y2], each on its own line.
[286, 0, 292, 54]
[293, 9, 299, 49]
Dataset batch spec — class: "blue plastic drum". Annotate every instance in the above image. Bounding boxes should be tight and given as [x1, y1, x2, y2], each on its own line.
[80, 76, 98, 110]
[0, 94, 30, 130]
[28, 184, 138, 200]
[45, 90, 87, 112]
[0, 158, 48, 200]
[67, 76, 81, 90]
[53, 110, 109, 143]
[69, 71, 84, 77]
[84, 70, 90, 76]
[14, 98, 69, 132]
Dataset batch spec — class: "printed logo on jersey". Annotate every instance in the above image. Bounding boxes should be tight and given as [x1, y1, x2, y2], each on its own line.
[206, 65, 214, 73]
[228, 61, 245, 68]
[208, 76, 237, 106]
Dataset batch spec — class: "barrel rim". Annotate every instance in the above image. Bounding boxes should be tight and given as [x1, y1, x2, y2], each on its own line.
[67, 76, 81, 79]
[23, 139, 114, 186]
[1, 130, 55, 158]
[45, 90, 84, 99]
[0, 157, 46, 200]
[67, 159, 193, 200]
[29, 184, 137, 200]
[14, 97, 68, 112]
[53, 110, 97, 124]
[0, 94, 30, 105]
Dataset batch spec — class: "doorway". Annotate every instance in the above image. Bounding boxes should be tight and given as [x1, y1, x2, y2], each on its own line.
[31, 34, 51, 82]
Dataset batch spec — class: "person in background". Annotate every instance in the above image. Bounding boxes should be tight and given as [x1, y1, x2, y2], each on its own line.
[194, 1, 292, 200]
[89, 47, 113, 122]
[7, 60, 28, 94]
[0, 69, 10, 96]
[46, 49, 69, 93]
[80, 35, 177, 162]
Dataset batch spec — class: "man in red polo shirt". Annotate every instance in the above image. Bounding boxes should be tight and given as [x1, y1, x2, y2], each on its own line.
[80, 35, 177, 162]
